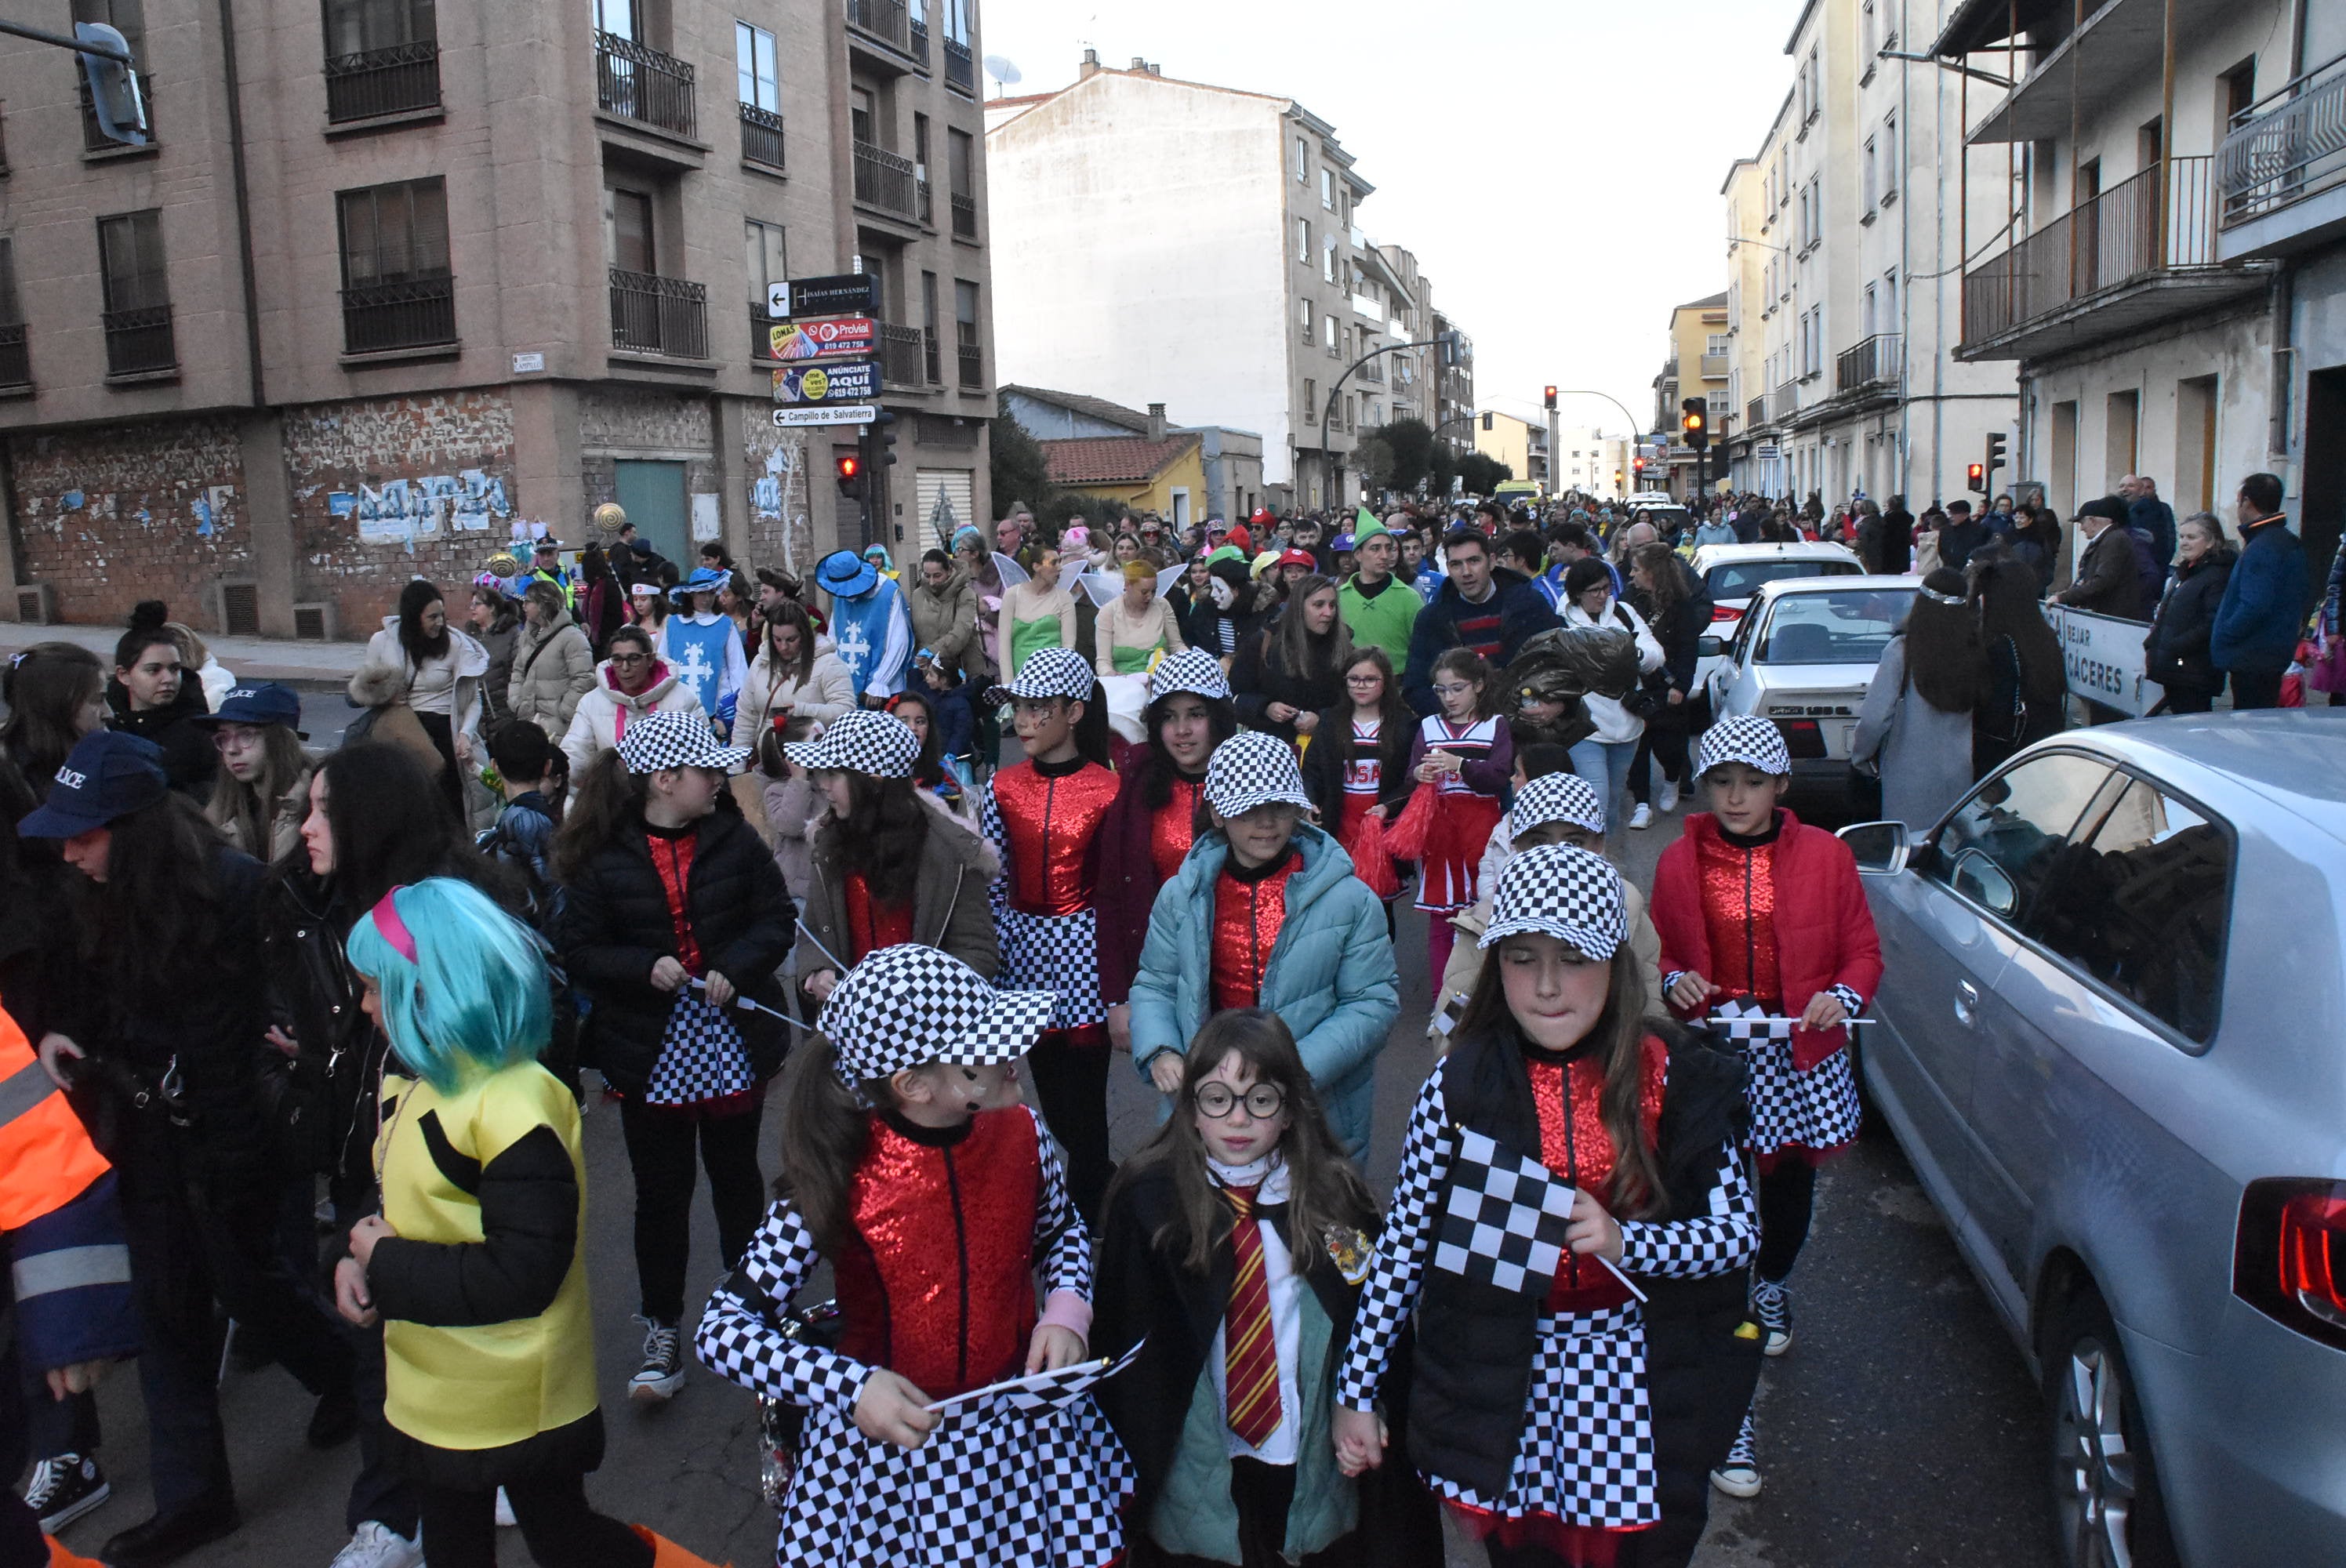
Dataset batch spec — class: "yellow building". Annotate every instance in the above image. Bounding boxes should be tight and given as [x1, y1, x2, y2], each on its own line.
[1654, 292, 1730, 499]
[1039, 432, 1210, 524]
[1473, 412, 1546, 491]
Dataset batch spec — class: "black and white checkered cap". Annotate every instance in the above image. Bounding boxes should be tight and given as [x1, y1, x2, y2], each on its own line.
[1509, 771, 1606, 840]
[1148, 647, 1232, 702]
[819, 943, 1057, 1080]
[616, 710, 751, 775]
[1479, 843, 1629, 960]
[997, 646, 1097, 704]
[783, 709, 918, 778]
[1695, 714, 1792, 779]
[1204, 729, 1312, 818]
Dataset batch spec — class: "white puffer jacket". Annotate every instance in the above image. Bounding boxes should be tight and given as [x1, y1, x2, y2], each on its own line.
[561, 657, 706, 775]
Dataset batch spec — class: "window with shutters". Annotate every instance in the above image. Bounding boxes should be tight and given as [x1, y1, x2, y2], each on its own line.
[337, 177, 454, 352]
[954, 277, 980, 387]
[96, 209, 173, 374]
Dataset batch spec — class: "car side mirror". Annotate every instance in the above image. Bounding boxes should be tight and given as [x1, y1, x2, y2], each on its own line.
[1837, 819, 1910, 876]
[1697, 636, 1725, 659]
[1949, 848, 2018, 919]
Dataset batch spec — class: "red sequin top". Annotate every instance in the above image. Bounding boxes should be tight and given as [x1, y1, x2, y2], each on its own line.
[1694, 822, 1783, 1008]
[1210, 849, 1302, 1014]
[644, 825, 703, 975]
[832, 1107, 1042, 1399]
[992, 757, 1120, 916]
[1532, 1036, 1669, 1313]
[1149, 775, 1206, 884]
[843, 870, 914, 964]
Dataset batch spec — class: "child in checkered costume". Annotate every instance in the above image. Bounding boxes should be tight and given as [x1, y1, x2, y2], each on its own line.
[1335, 846, 1763, 1568]
[692, 946, 1131, 1567]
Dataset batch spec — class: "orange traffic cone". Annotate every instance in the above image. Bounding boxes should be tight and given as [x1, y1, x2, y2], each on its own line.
[630, 1523, 732, 1568]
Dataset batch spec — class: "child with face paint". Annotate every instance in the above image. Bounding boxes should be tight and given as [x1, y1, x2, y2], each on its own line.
[692, 945, 1131, 1567]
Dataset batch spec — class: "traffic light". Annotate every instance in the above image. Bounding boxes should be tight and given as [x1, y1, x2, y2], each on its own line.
[1966, 462, 1986, 493]
[1984, 430, 2008, 481]
[76, 23, 147, 147]
[1680, 397, 1709, 452]
[872, 409, 899, 467]
[835, 452, 864, 499]
[1543, 386, 1558, 412]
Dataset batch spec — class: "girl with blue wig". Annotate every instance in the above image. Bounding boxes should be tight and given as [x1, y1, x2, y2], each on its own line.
[334, 877, 718, 1568]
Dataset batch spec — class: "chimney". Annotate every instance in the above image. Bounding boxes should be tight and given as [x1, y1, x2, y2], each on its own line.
[1131, 56, 1148, 70]
[1080, 48, 1099, 77]
[1149, 63, 1163, 75]
[1146, 403, 1167, 442]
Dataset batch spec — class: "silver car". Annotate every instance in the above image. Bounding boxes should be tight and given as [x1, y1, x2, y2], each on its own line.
[1839, 714, 2346, 1567]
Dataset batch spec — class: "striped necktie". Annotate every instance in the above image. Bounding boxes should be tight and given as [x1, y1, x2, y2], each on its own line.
[1222, 1183, 1283, 1448]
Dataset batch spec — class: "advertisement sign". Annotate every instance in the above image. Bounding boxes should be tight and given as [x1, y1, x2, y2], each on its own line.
[2043, 604, 2152, 717]
[771, 359, 879, 405]
[766, 274, 880, 321]
[770, 318, 877, 360]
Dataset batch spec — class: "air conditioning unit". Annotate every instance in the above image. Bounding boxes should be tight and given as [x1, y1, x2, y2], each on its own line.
[14, 583, 55, 624]
[292, 601, 338, 641]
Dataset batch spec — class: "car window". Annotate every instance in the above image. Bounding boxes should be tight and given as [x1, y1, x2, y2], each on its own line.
[2020, 776, 2232, 1044]
[1752, 589, 1915, 664]
[1927, 751, 2115, 923]
[1705, 558, 1863, 601]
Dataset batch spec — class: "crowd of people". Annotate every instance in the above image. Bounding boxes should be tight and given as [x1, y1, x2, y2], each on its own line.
[0, 464, 2316, 1568]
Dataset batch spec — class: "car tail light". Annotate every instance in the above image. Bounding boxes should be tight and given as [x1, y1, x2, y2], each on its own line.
[2235, 1179, 2346, 1350]
[1772, 717, 1826, 760]
[1711, 604, 1741, 622]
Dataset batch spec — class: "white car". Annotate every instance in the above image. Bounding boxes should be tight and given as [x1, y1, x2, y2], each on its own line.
[1689, 540, 1867, 697]
[1701, 575, 1918, 808]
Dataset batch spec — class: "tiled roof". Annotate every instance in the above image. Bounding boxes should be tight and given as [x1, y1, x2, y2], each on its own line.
[1000, 383, 1157, 432]
[1040, 434, 1199, 486]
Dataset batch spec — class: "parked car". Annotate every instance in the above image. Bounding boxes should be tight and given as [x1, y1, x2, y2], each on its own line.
[1689, 541, 1865, 684]
[1838, 713, 2346, 1568]
[1699, 575, 1916, 811]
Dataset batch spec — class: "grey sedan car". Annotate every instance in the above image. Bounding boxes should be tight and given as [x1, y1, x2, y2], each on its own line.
[1837, 713, 2346, 1567]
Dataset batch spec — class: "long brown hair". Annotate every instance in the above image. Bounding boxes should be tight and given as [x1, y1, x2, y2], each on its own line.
[1456, 942, 1666, 1221]
[814, 770, 930, 905]
[1905, 567, 1984, 714]
[1269, 574, 1353, 686]
[550, 747, 648, 884]
[205, 724, 310, 862]
[775, 1037, 893, 1253]
[1, 641, 104, 797]
[757, 601, 817, 689]
[1105, 1010, 1375, 1277]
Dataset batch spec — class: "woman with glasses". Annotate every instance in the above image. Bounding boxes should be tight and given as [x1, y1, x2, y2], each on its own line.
[194, 683, 312, 862]
[558, 625, 706, 776]
[1128, 732, 1399, 1160]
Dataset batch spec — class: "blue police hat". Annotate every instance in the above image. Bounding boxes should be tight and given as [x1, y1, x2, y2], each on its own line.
[16, 731, 170, 840]
[191, 681, 307, 739]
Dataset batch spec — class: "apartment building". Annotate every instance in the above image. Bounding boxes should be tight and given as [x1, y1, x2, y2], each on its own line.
[1549, 426, 1629, 498]
[1652, 292, 1730, 499]
[0, 0, 997, 637]
[1473, 411, 1547, 488]
[1726, 1, 2015, 511]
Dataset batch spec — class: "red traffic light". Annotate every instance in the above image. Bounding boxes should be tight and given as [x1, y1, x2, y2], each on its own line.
[1542, 385, 1558, 411]
[837, 454, 862, 480]
[1966, 462, 1986, 493]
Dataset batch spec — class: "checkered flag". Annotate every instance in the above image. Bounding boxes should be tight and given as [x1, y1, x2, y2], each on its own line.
[1704, 996, 1798, 1044]
[1433, 1126, 1578, 1297]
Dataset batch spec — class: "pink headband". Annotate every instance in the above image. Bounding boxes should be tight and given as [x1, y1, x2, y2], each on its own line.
[369, 887, 419, 964]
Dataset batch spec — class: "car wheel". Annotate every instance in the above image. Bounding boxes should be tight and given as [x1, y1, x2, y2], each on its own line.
[2044, 1288, 2179, 1568]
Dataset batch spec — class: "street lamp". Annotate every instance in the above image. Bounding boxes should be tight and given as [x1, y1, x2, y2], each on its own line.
[1321, 329, 1463, 504]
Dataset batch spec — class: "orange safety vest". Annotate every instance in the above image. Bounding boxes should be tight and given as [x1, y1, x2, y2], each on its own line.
[0, 1010, 111, 1232]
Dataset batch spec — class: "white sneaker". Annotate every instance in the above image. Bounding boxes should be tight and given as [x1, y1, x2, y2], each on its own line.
[630, 1316, 686, 1403]
[495, 1487, 517, 1527]
[1710, 1410, 1763, 1499]
[1629, 804, 1654, 830]
[1659, 780, 1680, 813]
[329, 1521, 425, 1568]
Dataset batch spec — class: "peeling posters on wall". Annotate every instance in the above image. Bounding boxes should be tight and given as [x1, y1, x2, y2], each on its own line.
[356, 469, 511, 547]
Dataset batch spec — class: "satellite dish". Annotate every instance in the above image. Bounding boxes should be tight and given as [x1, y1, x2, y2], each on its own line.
[982, 53, 1022, 89]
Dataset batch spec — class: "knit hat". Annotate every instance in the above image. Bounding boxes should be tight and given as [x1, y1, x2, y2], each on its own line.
[616, 710, 750, 775]
[994, 646, 1096, 705]
[821, 944, 1056, 1080]
[784, 708, 919, 778]
[1694, 714, 1792, 779]
[1203, 730, 1312, 819]
[1147, 648, 1233, 702]
[1508, 771, 1605, 841]
[1479, 844, 1629, 961]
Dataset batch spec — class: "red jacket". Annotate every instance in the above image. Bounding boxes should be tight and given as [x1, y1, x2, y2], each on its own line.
[1095, 747, 1206, 1007]
[1651, 811, 1883, 1071]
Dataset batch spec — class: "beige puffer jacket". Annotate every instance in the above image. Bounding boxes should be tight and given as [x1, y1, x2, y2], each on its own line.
[507, 613, 597, 737]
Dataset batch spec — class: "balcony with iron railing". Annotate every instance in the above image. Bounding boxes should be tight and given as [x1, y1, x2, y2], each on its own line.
[1960, 157, 2262, 358]
[325, 40, 441, 122]
[0, 324, 28, 392]
[957, 331, 982, 387]
[1834, 332, 1901, 395]
[854, 140, 918, 221]
[341, 275, 456, 354]
[917, 178, 932, 224]
[595, 32, 695, 139]
[923, 324, 941, 384]
[609, 268, 707, 358]
[943, 35, 974, 93]
[739, 102, 784, 170]
[878, 322, 926, 387]
[103, 306, 175, 377]
[951, 191, 976, 240]
[2218, 49, 2346, 257]
[846, 0, 910, 52]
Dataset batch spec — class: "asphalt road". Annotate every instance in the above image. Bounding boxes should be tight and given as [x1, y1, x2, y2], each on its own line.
[32, 797, 2061, 1568]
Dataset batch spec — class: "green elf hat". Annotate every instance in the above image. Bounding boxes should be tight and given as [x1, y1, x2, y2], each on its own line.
[1353, 512, 1391, 544]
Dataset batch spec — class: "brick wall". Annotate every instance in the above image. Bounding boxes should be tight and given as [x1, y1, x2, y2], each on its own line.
[281, 390, 521, 636]
[740, 405, 820, 575]
[7, 418, 254, 629]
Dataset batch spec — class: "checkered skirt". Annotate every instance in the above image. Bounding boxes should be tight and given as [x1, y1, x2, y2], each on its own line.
[1707, 1005, 1861, 1160]
[1425, 1304, 1658, 1529]
[644, 993, 754, 1108]
[765, 1391, 1131, 1566]
[995, 907, 1102, 1032]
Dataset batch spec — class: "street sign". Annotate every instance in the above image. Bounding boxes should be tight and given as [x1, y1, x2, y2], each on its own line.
[766, 274, 879, 321]
[770, 318, 877, 360]
[772, 405, 877, 428]
[772, 358, 879, 405]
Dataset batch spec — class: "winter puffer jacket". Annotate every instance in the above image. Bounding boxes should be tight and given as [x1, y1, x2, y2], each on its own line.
[106, 678, 217, 797]
[560, 659, 705, 775]
[553, 807, 793, 1097]
[729, 645, 857, 745]
[506, 614, 597, 737]
[1127, 822, 1399, 1156]
[905, 564, 979, 675]
[2144, 546, 2236, 696]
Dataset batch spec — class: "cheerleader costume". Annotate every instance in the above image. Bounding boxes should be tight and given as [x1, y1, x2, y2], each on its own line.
[1338, 1040, 1758, 1563]
[1334, 717, 1400, 901]
[1409, 714, 1513, 913]
[694, 1105, 1131, 1566]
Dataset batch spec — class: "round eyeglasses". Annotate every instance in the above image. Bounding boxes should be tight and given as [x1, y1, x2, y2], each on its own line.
[1193, 1081, 1287, 1120]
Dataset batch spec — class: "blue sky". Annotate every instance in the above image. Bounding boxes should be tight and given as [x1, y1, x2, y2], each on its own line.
[979, 0, 1804, 437]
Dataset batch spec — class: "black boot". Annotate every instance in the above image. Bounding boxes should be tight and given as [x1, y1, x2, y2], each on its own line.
[101, 1492, 241, 1567]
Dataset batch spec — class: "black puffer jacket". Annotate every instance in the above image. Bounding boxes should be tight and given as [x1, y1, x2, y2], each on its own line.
[2144, 546, 2236, 696]
[107, 678, 217, 797]
[1230, 622, 1347, 741]
[554, 807, 793, 1097]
